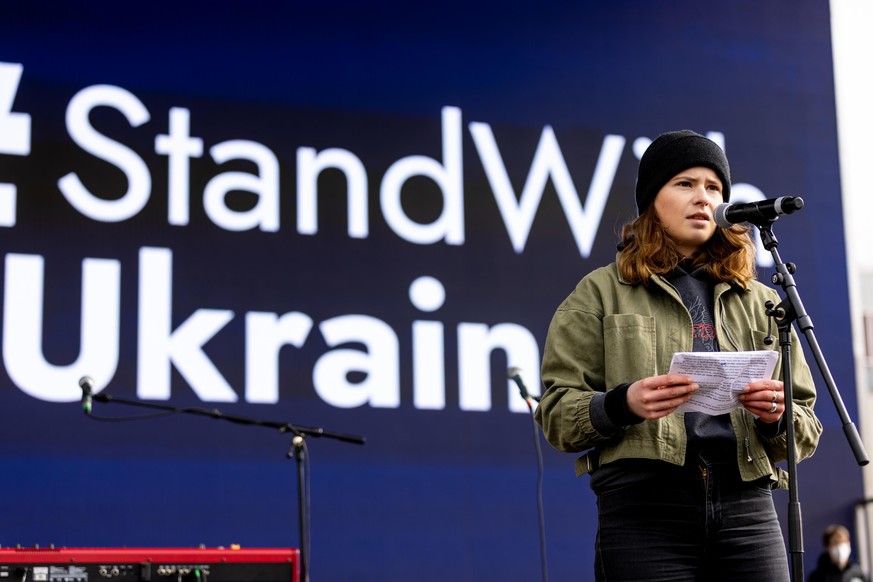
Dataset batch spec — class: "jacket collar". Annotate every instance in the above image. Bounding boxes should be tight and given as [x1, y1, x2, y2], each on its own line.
[613, 252, 747, 293]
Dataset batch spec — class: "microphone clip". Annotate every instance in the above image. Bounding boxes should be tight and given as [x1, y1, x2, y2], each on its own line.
[79, 376, 95, 415]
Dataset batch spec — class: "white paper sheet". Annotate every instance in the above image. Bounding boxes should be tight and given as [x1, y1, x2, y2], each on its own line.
[669, 350, 779, 415]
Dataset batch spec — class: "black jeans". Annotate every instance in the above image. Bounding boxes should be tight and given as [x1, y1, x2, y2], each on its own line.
[593, 458, 789, 581]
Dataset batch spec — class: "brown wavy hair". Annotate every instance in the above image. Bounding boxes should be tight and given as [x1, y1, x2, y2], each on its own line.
[617, 206, 756, 288]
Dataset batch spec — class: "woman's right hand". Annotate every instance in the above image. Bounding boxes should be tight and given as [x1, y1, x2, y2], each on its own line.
[626, 374, 699, 420]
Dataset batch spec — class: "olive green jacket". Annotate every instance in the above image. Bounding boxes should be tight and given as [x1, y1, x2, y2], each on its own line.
[534, 260, 822, 488]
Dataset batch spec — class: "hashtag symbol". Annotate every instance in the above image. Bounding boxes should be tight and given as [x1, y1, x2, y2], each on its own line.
[0, 62, 32, 227]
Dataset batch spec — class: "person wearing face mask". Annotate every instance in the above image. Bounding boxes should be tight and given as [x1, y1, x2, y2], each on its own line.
[535, 130, 822, 581]
[809, 524, 867, 582]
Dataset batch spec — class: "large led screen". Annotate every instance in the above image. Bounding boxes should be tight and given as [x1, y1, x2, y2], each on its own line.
[0, 2, 860, 579]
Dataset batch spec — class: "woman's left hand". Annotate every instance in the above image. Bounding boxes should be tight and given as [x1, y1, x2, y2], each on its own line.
[738, 380, 784, 424]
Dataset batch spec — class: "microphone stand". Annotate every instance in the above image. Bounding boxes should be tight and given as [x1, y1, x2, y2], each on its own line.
[86, 392, 366, 582]
[756, 221, 868, 582]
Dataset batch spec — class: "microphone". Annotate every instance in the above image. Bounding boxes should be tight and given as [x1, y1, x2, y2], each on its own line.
[507, 367, 537, 405]
[79, 376, 94, 415]
[714, 196, 804, 227]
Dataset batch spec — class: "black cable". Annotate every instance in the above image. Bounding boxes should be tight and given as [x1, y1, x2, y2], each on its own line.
[85, 411, 176, 422]
[526, 400, 549, 582]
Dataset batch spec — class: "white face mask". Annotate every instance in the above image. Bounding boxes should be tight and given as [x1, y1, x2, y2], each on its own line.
[829, 542, 851, 566]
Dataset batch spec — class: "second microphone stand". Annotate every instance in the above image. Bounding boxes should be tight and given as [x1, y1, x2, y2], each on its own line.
[85, 391, 366, 582]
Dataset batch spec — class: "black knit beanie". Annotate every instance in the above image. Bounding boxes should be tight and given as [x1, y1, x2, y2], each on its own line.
[635, 130, 731, 215]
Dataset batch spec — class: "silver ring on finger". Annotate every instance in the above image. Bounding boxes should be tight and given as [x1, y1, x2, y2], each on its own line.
[769, 401, 778, 414]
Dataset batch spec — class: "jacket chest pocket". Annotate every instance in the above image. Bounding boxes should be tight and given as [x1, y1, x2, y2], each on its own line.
[602, 314, 658, 387]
